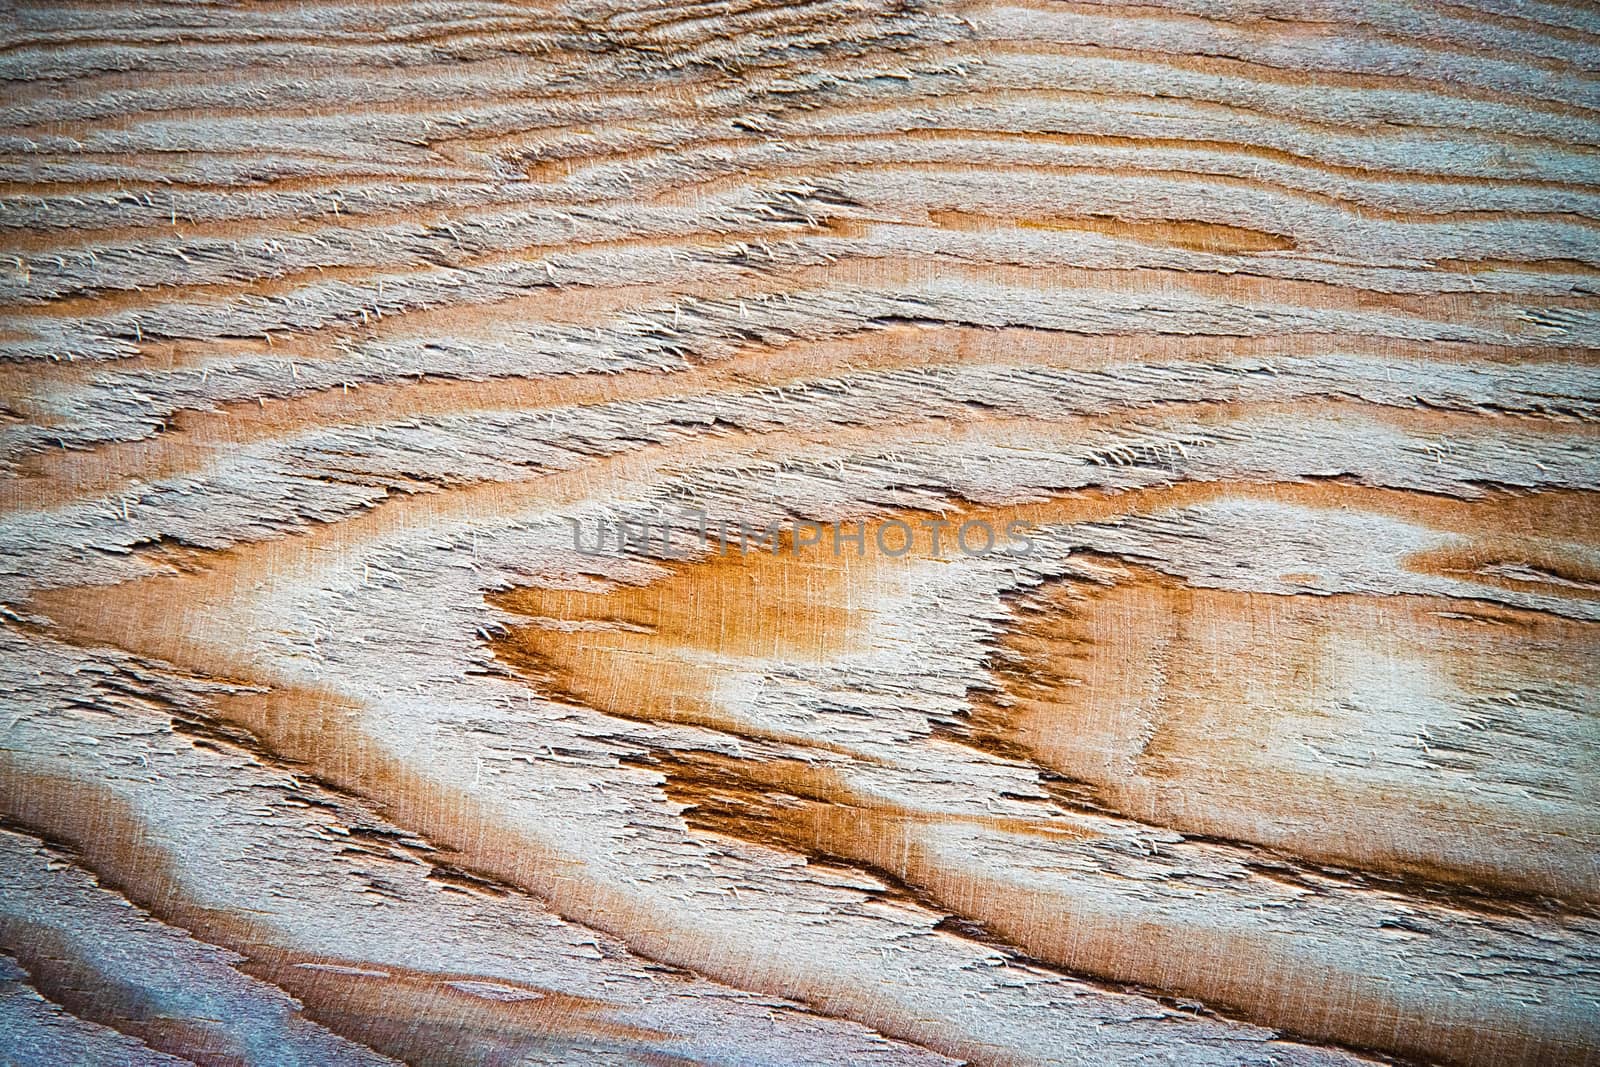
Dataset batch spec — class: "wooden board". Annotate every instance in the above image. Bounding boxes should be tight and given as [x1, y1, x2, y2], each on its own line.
[2, 0, 1598, 1064]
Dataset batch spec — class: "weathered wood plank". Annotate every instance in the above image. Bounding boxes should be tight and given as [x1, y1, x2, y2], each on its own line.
[1, 0, 1597, 1064]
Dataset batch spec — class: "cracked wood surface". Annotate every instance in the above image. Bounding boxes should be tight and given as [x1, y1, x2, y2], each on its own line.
[1, 0, 1598, 1064]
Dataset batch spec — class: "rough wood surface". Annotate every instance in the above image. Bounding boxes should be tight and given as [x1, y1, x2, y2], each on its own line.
[1, 0, 1598, 1064]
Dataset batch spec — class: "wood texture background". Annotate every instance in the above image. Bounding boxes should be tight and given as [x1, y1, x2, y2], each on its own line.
[1, 0, 1598, 1064]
